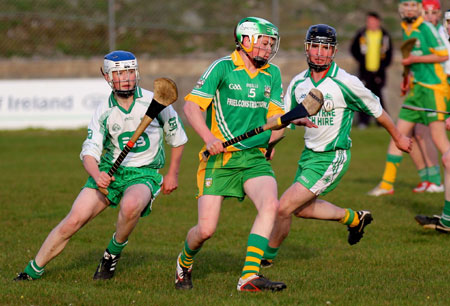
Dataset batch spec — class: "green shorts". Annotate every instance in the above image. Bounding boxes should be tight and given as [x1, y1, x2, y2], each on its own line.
[399, 84, 447, 124]
[84, 162, 163, 217]
[197, 148, 275, 201]
[294, 148, 351, 196]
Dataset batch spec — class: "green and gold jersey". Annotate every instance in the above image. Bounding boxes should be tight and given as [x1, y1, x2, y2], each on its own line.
[185, 50, 284, 151]
[401, 16, 448, 89]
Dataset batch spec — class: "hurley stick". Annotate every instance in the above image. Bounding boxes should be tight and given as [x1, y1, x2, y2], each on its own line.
[201, 88, 324, 160]
[98, 78, 178, 195]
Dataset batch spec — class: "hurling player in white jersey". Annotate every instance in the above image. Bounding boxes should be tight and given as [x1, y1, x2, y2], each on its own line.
[14, 51, 187, 281]
[415, 9, 450, 233]
[261, 24, 412, 267]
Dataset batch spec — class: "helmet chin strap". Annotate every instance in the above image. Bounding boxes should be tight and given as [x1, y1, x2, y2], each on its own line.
[403, 16, 418, 23]
[308, 63, 330, 72]
[115, 89, 135, 98]
[113, 80, 136, 98]
[243, 50, 266, 68]
[107, 72, 137, 98]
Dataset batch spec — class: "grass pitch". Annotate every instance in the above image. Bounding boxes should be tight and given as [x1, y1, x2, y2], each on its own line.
[1, 127, 448, 305]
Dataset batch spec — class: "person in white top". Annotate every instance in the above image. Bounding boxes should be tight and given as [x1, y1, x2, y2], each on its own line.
[14, 50, 187, 281]
[261, 24, 411, 267]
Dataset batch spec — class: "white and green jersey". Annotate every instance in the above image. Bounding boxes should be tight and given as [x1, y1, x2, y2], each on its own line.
[285, 62, 382, 152]
[185, 50, 284, 151]
[81, 86, 187, 168]
[437, 24, 450, 76]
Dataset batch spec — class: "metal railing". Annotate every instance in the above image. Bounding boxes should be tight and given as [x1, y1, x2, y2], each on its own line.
[0, 0, 403, 58]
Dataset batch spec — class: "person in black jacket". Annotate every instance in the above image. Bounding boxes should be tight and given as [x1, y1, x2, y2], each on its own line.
[350, 12, 393, 128]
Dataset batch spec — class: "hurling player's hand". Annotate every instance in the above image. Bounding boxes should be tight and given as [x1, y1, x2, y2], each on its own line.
[205, 137, 226, 156]
[162, 173, 178, 195]
[95, 171, 115, 189]
[292, 118, 318, 128]
[394, 134, 412, 153]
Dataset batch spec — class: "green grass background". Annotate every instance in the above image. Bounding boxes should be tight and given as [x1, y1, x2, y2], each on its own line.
[1, 127, 448, 305]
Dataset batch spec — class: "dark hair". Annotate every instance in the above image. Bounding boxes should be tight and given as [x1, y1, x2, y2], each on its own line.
[367, 11, 380, 20]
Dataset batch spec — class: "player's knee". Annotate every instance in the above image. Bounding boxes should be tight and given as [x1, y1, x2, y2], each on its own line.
[59, 216, 84, 238]
[196, 225, 216, 241]
[413, 132, 424, 143]
[277, 204, 293, 219]
[120, 199, 143, 220]
[442, 153, 450, 170]
[260, 198, 279, 215]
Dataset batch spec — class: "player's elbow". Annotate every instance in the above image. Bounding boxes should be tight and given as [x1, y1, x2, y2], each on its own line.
[183, 100, 199, 116]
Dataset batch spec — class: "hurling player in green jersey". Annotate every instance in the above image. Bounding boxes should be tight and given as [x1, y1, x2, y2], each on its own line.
[261, 24, 411, 268]
[14, 51, 187, 281]
[364, 0, 450, 233]
[405, 0, 446, 195]
[416, 9, 450, 233]
[369, 0, 449, 197]
[373, 0, 448, 197]
[175, 17, 289, 292]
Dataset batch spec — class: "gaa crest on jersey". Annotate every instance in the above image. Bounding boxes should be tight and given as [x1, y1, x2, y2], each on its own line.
[112, 123, 121, 132]
[168, 117, 178, 131]
[323, 93, 334, 112]
[195, 78, 205, 89]
[205, 178, 213, 188]
[264, 85, 271, 98]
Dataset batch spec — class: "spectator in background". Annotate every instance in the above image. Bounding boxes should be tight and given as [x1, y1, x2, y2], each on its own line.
[350, 11, 393, 129]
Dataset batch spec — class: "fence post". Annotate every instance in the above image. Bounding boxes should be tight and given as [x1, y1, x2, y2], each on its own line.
[108, 0, 116, 51]
[272, 0, 279, 27]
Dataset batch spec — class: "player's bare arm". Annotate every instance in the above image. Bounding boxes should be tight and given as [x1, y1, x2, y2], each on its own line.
[402, 53, 449, 66]
[291, 117, 318, 128]
[376, 110, 412, 153]
[162, 145, 184, 194]
[183, 100, 225, 155]
[265, 114, 285, 160]
[83, 155, 115, 189]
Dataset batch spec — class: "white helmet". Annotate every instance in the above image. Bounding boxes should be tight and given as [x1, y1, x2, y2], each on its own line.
[103, 50, 140, 97]
[444, 10, 450, 37]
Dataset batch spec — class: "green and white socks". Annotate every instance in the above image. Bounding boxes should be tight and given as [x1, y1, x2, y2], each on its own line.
[441, 200, 450, 228]
[107, 233, 128, 255]
[24, 259, 44, 279]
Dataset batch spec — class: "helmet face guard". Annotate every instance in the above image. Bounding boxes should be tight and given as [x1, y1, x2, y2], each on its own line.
[399, 0, 423, 23]
[234, 17, 280, 68]
[444, 10, 450, 36]
[103, 50, 140, 98]
[304, 24, 337, 72]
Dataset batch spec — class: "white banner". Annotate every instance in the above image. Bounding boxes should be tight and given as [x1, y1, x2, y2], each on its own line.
[0, 78, 110, 129]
